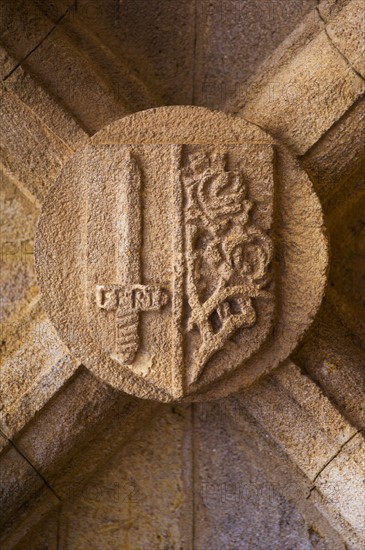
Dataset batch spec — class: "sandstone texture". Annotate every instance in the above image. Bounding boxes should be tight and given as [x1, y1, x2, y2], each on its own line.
[1, 0, 364, 547]
[36, 106, 327, 402]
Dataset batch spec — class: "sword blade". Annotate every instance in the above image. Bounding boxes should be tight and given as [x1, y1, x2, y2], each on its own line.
[115, 151, 142, 363]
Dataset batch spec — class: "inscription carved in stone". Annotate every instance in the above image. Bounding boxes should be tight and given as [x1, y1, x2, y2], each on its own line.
[36, 106, 328, 402]
[86, 143, 275, 390]
[92, 152, 169, 364]
[96, 284, 169, 363]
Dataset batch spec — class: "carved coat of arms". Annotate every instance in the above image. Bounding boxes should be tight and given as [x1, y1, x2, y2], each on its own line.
[86, 143, 275, 398]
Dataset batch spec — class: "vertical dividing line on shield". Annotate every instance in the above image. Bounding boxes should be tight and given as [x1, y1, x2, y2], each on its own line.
[171, 145, 185, 398]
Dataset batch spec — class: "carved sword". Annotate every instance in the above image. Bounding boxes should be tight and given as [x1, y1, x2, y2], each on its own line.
[116, 151, 142, 364]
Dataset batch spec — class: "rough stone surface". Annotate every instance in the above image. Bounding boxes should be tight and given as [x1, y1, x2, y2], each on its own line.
[241, 29, 365, 155]
[326, 0, 365, 79]
[55, 404, 336, 549]
[14, 512, 59, 550]
[0, 46, 17, 79]
[3, 58, 88, 150]
[0, 1, 158, 131]
[0, 333, 76, 439]
[58, 405, 192, 549]
[301, 95, 365, 210]
[238, 362, 365, 548]
[0, 171, 38, 326]
[36, 106, 328, 402]
[192, 399, 332, 550]
[47, 0, 196, 107]
[30, 0, 318, 111]
[295, 300, 365, 432]
[243, 362, 357, 480]
[313, 433, 365, 541]
[232, 0, 365, 170]
[1, 0, 364, 547]
[193, 0, 317, 108]
[0, 85, 73, 203]
[0, 434, 53, 531]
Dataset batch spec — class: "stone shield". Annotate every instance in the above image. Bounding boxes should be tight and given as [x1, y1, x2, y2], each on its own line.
[35, 106, 327, 402]
[85, 143, 275, 397]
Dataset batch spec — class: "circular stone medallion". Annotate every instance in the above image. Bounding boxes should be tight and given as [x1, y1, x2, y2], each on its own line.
[36, 106, 328, 402]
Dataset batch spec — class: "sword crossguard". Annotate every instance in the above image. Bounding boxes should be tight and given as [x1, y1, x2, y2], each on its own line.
[96, 285, 169, 364]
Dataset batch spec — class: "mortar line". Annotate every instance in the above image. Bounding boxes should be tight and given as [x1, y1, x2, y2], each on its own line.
[0, 427, 61, 501]
[315, 6, 365, 83]
[3, 6, 73, 83]
[311, 429, 363, 485]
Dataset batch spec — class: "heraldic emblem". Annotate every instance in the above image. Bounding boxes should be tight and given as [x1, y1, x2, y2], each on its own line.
[86, 144, 275, 396]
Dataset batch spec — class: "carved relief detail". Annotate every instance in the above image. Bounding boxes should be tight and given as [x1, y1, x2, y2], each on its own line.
[38, 108, 327, 402]
[89, 145, 274, 390]
[92, 151, 169, 365]
[181, 148, 273, 382]
[96, 284, 169, 363]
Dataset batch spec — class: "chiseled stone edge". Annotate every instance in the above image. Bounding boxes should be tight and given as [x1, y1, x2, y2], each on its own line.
[0, 0, 160, 134]
[233, 0, 364, 196]
[238, 361, 365, 548]
[0, 0, 362, 544]
[2, 362, 364, 547]
[0, 366, 161, 545]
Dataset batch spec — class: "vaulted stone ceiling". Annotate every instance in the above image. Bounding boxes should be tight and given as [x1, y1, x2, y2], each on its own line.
[0, 1, 364, 548]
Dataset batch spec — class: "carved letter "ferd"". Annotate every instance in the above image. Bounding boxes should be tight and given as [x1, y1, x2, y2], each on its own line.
[96, 285, 169, 312]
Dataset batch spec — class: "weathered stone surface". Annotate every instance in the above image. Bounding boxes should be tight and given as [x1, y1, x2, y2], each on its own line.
[193, 399, 334, 549]
[0, 434, 54, 531]
[1, 0, 364, 546]
[57, 403, 336, 550]
[231, 0, 365, 185]
[3, 58, 88, 150]
[36, 106, 328, 401]
[193, 0, 317, 108]
[243, 362, 357, 480]
[295, 301, 365, 433]
[312, 433, 365, 541]
[319, 0, 353, 21]
[58, 405, 192, 549]
[326, 0, 365, 79]
[241, 29, 364, 155]
[0, 0, 55, 63]
[32, 0, 318, 111]
[13, 511, 59, 550]
[9, 368, 122, 480]
[0, 482, 59, 550]
[0, 373, 159, 545]
[49, 394, 160, 500]
[0, 0, 159, 132]
[31, 0, 194, 107]
[240, 361, 365, 547]
[0, 46, 17, 79]
[0, 301, 76, 437]
[0, 172, 39, 328]
[0, 86, 73, 203]
[301, 95, 365, 210]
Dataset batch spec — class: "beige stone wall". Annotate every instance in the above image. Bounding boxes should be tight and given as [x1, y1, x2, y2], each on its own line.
[1, 0, 364, 548]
